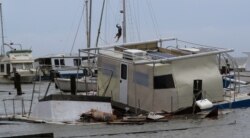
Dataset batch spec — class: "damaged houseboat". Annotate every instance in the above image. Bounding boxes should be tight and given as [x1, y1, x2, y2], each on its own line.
[79, 37, 250, 113]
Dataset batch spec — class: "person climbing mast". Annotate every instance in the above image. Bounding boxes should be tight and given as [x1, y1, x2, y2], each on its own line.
[114, 24, 122, 42]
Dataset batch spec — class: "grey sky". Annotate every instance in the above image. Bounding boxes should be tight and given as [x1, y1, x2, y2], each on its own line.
[1, 0, 249, 57]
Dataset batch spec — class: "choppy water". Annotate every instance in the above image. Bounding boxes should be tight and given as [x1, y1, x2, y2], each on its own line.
[0, 82, 250, 138]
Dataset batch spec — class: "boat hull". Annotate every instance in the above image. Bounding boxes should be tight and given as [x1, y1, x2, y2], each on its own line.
[54, 77, 97, 92]
[214, 98, 250, 109]
[0, 75, 35, 84]
[30, 95, 112, 122]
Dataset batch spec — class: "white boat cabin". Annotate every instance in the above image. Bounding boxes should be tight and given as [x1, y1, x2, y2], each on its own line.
[0, 50, 35, 83]
[35, 53, 94, 78]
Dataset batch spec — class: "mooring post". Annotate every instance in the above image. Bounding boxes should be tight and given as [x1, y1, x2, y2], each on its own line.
[13, 67, 17, 88]
[193, 79, 202, 113]
[193, 79, 203, 101]
[15, 73, 22, 95]
[70, 75, 76, 95]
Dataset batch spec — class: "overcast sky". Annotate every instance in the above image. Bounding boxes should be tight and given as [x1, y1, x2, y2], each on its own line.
[0, 0, 249, 57]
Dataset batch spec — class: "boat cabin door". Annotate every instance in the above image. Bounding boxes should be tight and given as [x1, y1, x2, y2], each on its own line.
[6, 64, 10, 75]
[120, 63, 128, 104]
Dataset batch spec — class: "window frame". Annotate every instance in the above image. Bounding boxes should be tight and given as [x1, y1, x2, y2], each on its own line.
[54, 59, 59, 67]
[0, 64, 4, 73]
[154, 74, 175, 89]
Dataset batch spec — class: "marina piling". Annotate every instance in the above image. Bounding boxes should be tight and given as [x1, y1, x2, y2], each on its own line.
[14, 73, 22, 95]
[192, 79, 203, 113]
[193, 79, 202, 100]
[70, 75, 76, 95]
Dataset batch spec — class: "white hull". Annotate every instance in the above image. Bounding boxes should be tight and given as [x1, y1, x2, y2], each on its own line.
[54, 77, 97, 92]
[30, 95, 112, 122]
[0, 73, 35, 84]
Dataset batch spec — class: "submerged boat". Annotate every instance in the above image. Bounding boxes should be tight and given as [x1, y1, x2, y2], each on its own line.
[76, 37, 250, 113]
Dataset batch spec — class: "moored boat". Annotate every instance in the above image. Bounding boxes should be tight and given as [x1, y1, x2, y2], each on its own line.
[0, 4, 35, 84]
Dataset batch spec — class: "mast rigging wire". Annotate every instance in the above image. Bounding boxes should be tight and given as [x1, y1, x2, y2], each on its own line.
[146, 0, 161, 38]
[127, 0, 135, 41]
[70, 4, 85, 55]
[177, 39, 225, 49]
[132, 0, 141, 41]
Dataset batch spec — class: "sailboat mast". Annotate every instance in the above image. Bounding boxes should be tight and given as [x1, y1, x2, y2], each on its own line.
[88, 0, 92, 48]
[0, 3, 5, 55]
[95, 0, 105, 48]
[122, 0, 127, 43]
[85, 0, 89, 48]
[85, 0, 92, 49]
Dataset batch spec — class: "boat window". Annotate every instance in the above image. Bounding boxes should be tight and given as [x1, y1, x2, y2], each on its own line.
[60, 59, 65, 66]
[82, 57, 88, 60]
[39, 58, 51, 65]
[133, 71, 149, 86]
[24, 63, 33, 69]
[12, 63, 23, 69]
[121, 64, 127, 80]
[154, 74, 175, 89]
[73, 59, 81, 66]
[6, 64, 10, 74]
[54, 59, 59, 67]
[0, 64, 4, 72]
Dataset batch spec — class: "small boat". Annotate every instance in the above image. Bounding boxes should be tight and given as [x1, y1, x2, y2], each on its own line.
[34, 53, 95, 80]
[0, 49, 36, 83]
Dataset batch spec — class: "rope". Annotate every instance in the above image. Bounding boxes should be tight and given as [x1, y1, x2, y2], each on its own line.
[99, 36, 109, 45]
[126, 0, 141, 41]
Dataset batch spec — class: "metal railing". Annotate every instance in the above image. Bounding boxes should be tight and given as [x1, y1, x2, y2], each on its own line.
[3, 98, 31, 117]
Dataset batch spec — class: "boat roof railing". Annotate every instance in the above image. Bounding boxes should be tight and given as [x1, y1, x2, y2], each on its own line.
[79, 37, 176, 52]
[35, 53, 94, 60]
[78, 37, 234, 65]
[79, 37, 231, 51]
[134, 49, 233, 65]
[6, 49, 32, 55]
[37, 64, 95, 71]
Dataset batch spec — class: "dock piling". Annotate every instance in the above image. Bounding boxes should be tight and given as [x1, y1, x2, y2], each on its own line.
[70, 75, 76, 95]
[14, 73, 22, 95]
